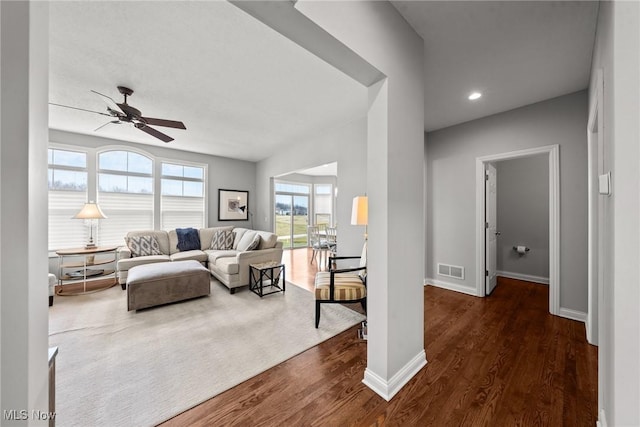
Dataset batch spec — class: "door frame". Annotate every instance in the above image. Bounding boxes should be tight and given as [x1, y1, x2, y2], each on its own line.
[587, 69, 604, 346]
[475, 144, 560, 316]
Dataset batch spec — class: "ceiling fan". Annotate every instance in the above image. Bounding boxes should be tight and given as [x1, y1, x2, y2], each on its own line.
[50, 86, 186, 143]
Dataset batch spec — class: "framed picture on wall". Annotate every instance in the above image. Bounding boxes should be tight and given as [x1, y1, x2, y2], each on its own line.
[218, 189, 249, 221]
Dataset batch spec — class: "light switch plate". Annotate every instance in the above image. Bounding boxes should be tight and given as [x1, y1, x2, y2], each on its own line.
[598, 172, 611, 196]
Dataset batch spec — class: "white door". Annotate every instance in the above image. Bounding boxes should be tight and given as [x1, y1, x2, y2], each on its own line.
[485, 163, 498, 295]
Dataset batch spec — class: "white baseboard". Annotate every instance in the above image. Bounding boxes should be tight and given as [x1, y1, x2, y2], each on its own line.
[362, 349, 427, 401]
[558, 307, 587, 323]
[496, 270, 549, 285]
[597, 409, 607, 427]
[425, 278, 477, 296]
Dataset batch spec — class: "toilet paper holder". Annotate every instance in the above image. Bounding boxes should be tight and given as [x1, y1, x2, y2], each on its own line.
[512, 246, 530, 253]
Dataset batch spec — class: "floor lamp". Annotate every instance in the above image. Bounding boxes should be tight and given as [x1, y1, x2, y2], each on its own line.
[73, 201, 107, 249]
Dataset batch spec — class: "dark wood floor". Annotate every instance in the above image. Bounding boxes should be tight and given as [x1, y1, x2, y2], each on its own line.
[160, 250, 597, 426]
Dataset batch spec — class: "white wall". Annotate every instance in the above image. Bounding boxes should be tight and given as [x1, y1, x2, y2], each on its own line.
[589, 1, 640, 425]
[1, 1, 50, 423]
[496, 155, 549, 281]
[296, 0, 426, 399]
[49, 129, 257, 230]
[426, 91, 588, 313]
[256, 118, 366, 258]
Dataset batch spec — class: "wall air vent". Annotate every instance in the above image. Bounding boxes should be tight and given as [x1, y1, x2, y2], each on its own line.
[437, 263, 465, 280]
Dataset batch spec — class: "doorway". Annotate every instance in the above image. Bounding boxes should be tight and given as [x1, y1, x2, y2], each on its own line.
[274, 190, 310, 249]
[476, 145, 560, 315]
[485, 156, 550, 296]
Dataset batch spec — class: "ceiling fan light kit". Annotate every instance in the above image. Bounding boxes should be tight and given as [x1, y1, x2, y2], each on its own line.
[51, 86, 186, 143]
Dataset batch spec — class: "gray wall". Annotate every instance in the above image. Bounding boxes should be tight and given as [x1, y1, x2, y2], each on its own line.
[256, 118, 366, 258]
[49, 129, 257, 230]
[496, 155, 549, 280]
[426, 90, 588, 312]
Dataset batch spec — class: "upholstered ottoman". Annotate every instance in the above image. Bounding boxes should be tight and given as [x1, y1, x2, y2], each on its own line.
[127, 260, 210, 311]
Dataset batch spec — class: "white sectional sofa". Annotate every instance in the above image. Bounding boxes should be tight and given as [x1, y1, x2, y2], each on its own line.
[117, 226, 283, 294]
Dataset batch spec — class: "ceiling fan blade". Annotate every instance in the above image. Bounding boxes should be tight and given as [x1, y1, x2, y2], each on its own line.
[141, 117, 187, 129]
[49, 102, 112, 117]
[90, 90, 125, 115]
[94, 120, 120, 132]
[135, 124, 174, 143]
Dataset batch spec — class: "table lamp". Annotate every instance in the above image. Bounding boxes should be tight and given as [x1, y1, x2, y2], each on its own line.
[73, 201, 107, 248]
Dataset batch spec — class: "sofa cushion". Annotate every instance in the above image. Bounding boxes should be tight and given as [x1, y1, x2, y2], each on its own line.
[210, 230, 234, 250]
[206, 250, 238, 263]
[176, 227, 201, 251]
[126, 230, 170, 255]
[125, 235, 163, 257]
[169, 250, 208, 263]
[199, 226, 234, 250]
[118, 255, 171, 271]
[257, 231, 278, 250]
[236, 230, 258, 251]
[232, 228, 250, 249]
[214, 256, 239, 275]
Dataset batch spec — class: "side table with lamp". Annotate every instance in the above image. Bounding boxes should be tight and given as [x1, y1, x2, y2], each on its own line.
[55, 201, 118, 295]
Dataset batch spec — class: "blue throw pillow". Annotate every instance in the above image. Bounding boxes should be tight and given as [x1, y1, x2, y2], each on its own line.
[176, 228, 201, 251]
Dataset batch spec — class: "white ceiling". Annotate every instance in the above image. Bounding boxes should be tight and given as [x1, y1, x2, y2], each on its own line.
[391, 1, 599, 131]
[50, 1, 600, 161]
[49, 1, 367, 162]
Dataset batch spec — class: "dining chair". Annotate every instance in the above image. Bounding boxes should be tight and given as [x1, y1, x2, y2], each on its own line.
[308, 225, 331, 268]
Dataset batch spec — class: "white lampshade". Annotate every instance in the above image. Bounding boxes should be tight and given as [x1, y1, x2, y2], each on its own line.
[351, 196, 368, 226]
[73, 202, 107, 220]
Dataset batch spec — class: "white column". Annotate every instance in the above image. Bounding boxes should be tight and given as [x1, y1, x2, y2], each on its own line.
[1, 1, 50, 424]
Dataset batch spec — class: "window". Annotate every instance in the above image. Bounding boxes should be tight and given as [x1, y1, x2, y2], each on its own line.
[314, 183, 333, 226]
[48, 148, 88, 250]
[97, 151, 154, 246]
[161, 162, 205, 230]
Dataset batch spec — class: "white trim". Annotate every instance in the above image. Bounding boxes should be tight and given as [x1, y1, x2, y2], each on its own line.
[596, 409, 607, 427]
[362, 350, 427, 401]
[587, 68, 604, 348]
[496, 270, 549, 285]
[558, 307, 587, 323]
[425, 278, 477, 296]
[476, 145, 560, 316]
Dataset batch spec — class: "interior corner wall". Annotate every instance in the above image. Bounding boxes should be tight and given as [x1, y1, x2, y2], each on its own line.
[426, 91, 588, 313]
[48, 130, 257, 230]
[496, 155, 549, 280]
[589, 1, 640, 424]
[255, 118, 366, 258]
[1, 0, 50, 420]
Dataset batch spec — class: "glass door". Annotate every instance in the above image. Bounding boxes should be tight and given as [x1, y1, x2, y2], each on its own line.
[292, 195, 309, 248]
[275, 193, 309, 249]
[275, 194, 292, 248]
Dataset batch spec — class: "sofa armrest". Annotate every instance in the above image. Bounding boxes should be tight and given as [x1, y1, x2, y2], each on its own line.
[236, 248, 284, 285]
[118, 246, 132, 260]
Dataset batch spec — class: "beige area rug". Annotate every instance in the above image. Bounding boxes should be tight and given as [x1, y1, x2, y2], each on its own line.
[48, 279, 365, 427]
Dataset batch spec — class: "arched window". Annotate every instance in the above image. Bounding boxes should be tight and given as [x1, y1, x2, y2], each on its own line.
[97, 150, 154, 246]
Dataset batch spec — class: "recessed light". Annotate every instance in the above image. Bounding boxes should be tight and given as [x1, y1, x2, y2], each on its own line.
[468, 92, 482, 101]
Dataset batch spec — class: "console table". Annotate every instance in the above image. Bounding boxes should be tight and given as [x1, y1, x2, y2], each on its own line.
[56, 246, 119, 295]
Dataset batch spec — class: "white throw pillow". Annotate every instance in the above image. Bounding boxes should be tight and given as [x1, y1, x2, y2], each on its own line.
[236, 230, 258, 251]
